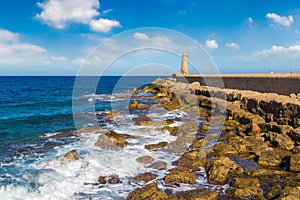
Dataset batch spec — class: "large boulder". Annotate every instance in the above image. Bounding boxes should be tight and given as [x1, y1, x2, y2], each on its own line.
[98, 175, 122, 184]
[269, 132, 294, 151]
[136, 156, 154, 164]
[231, 178, 264, 199]
[59, 150, 79, 164]
[289, 154, 300, 172]
[206, 156, 243, 185]
[126, 182, 169, 200]
[149, 161, 167, 170]
[258, 147, 281, 167]
[95, 130, 128, 151]
[164, 171, 196, 184]
[145, 142, 168, 150]
[169, 188, 218, 200]
[133, 172, 158, 183]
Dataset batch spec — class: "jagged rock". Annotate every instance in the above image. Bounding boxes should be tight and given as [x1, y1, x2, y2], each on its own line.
[98, 175, 122, 184]
[177, 149, 207, 171]
[126, 182, 169, 200]
[249, 122, 261, 136]
[145, 142, 168, 150]
[164, 171, 196, 184]
[266, 184, 282, 200]
[95, 130, 128, 151]
[156, 126, 179, 136]
[59, 150, 79, 164]
[279, 186, 300, 200]
[289, 154, 300, 172]
[169, 188, 218, 200]
[258, 147, 281, 167]
[206, 156, 243, 184]
[136, 156, 154, 164]
[103, 111, 118, 121]
[268, 132, 294, 151]
[189, 81, 201, 90]
[272, 124, 294, 135]
[149, 161, 167, 170]
[132, 114, 151, 122]
[133, 172, 158, 183]
[287, 128, 300, 145]
[128, 100, 150, 110]
[231, 178, 264, 199]
[129, 100, 139, 109]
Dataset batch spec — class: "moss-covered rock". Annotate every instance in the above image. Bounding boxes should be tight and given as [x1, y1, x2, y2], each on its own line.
[164, 171, 196, 184]
[126, 182, 169, 200]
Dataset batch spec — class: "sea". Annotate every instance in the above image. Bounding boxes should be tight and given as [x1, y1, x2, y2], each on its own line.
[0, 76, 226, 199]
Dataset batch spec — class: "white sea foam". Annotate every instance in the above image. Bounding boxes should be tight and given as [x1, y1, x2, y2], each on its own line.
[0, 105, 228, 199]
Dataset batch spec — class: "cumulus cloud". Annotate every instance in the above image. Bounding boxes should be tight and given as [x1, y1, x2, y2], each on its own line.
[36, 0, 100, 29]
[254, 45, 300, 58]
[133, 32, 150, 40]
[205, 39, 218, 50]
[266, 13, 294, 27]
[226, 42, 240, 49]
[36, 0, 121, 32]
[89, 18, 121, 32]
[0, 29, 19, 43]
[0, 29, 71, 65]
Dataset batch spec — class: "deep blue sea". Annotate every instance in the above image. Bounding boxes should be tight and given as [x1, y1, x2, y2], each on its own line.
[0, 76, 222, 199]
[0, 76, 167, 199]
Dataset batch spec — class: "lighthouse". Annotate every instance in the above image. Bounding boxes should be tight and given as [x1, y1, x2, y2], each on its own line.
[180, 53, 188, 75]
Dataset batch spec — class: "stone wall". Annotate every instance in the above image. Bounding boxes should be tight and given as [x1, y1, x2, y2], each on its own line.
[174, 74, 300, 95]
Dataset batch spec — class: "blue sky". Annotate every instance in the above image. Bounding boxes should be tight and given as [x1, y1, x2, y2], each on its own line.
[1, 0, 300, 75]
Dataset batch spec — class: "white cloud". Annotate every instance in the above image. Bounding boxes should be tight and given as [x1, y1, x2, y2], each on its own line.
[226, 42, 240, 49]
[0, 29, 19, 43]
[254, 45, 300, 58]
[248, 17, 254, 28]
[133, 32, 150, 40]
[89, 18, 121, 32]
[51, 56, 67, 62]
[36, 0, 121, 32]
[205, 39, 218, 50]
[266, 13, 294, 27]
[36, 0, 100, 29]
[0, 29, 72, 65]
[72, 58, 85, 65]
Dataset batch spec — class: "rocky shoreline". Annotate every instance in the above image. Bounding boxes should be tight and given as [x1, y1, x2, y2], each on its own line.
[125, 77, 300, 199]
[59, 77, 299, 199]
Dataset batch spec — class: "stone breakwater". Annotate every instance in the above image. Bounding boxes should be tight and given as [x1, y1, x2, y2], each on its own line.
[126, 77, 300, 199]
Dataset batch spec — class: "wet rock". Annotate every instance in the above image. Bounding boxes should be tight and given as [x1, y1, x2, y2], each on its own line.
[132, 114, 151, 122]
[164, 171, 196, 184]
[95, 130, 128, 151]
[177, 150, 207, 171]
[292, 146, 300, 154]
[136, 156, 154, 164]
[59, 150, 79, 164]
[145, 142, 168, 150]
[129, 100, 139, 109]
[231, 178, 263, 199]
[135, 120, 173, 126]
[206, 156, 243, 185]
[289, 153, 300, 172]
[103, 111, 118, 121]
[156, 126, 179, 136]
[258, 147, 281, 167]
[98, 175, 122, 184]
[129, 100, 150, 111]
[126, 182, 169, 200]
[269, 132, 294, 151]
[133, 172, 158, 183]
[149, 161, 167, 170]
[169, 188, 218, 200]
